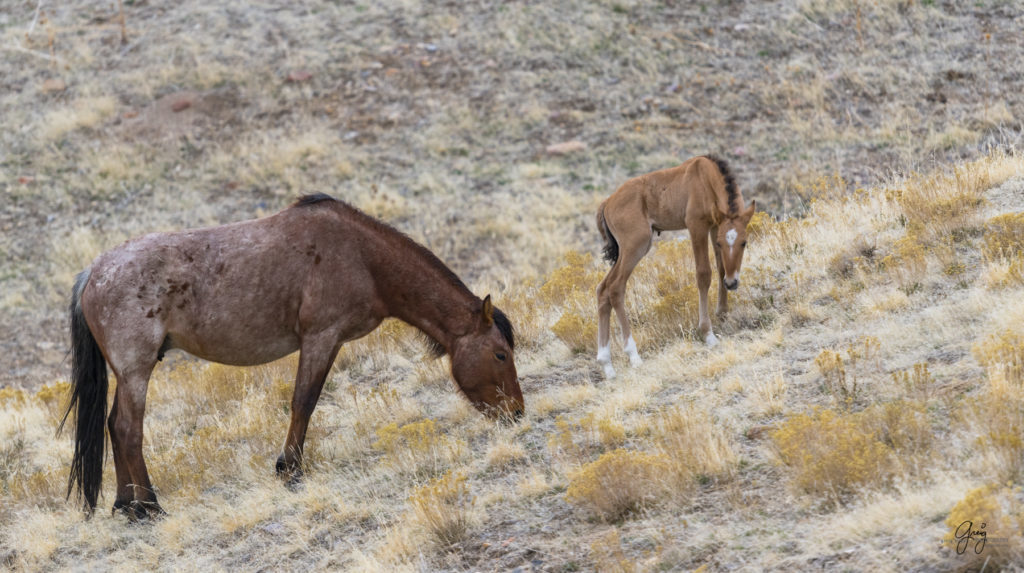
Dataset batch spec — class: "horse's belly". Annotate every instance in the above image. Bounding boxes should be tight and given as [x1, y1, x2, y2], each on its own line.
[167, 323, 300, 366]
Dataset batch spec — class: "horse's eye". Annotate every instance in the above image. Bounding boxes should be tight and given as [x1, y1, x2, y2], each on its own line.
[495, 352, 507, 362]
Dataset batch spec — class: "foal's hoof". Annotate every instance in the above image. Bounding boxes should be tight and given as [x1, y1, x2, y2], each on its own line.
[704, 332, 720, 347]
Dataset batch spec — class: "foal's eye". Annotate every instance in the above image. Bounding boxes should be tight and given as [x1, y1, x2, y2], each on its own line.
[495, 352, 507, 362]
[742, 241, 747, 247]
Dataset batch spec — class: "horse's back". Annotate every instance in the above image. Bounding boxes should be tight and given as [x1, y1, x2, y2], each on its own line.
[80, 207, 348, 366]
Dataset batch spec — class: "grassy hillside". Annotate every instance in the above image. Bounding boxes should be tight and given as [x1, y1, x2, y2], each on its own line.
[2, 1, 1024, 571]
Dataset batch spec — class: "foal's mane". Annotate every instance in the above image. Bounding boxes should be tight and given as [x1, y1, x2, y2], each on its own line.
[703, 155, 739, 215]
[291, 194, 515, 357]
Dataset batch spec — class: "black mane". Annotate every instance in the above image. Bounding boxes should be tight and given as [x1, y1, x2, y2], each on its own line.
[293, 193, 337, 207]
[703, 155, 739, 215]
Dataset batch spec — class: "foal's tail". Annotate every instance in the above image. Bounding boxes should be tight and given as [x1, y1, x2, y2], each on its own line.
[597, 201, 619, 264]
[58, 268, 108, 515]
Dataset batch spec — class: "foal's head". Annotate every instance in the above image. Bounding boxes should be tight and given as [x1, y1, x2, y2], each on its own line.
[715, 201, 757, 290]
[450, 296, 523, 421]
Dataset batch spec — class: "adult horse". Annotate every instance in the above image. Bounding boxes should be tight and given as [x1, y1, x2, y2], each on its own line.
[595, 155, 755, 378]
[60, 193, 522, 519]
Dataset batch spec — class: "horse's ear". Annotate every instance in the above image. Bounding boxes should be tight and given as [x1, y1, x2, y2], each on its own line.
[741, 200, 756, 223]
[481, 295, 495, 326]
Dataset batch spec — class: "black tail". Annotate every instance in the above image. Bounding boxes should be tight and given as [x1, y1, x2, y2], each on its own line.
[597, 202, 619, 264]
[58, 269, 108, 515]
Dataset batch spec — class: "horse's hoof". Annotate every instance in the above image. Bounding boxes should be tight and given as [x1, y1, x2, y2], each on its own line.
[276, 454, 303, 488]
[629, 354, 643, 367]
[602, 363, 617, 379]
[705, 332, 719, 347]
[121, 500, 166, 522]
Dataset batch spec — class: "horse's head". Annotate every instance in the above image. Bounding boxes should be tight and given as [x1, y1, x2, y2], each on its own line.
[715, 201, 756, 290]
[450, 295, 523, 421]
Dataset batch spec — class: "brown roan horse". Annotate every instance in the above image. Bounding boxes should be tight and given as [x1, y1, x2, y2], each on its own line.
[595, 155, 755, 378]
[60, 194, 522, 519]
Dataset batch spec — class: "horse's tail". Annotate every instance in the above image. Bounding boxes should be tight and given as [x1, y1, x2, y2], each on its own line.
[58, 268, 108, 515]
[597, 201, 619, 264]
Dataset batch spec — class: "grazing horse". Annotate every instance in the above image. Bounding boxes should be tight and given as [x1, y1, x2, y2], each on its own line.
[60, 194, 523, 519]
[595, 155, 755, 378]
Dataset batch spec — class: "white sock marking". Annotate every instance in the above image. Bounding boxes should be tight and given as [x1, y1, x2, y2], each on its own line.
[705, 332, 719, 347]
[624, 335, 642, 366]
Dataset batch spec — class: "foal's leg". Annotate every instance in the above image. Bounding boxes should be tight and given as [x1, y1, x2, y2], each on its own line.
[596, 274, 617, 378]
[711, 227, 729, 316]
[607, 230, 652, 368]
[109, 363, 163, 519]
[690, 227, 718, 346]
[277, 334, 341, 485]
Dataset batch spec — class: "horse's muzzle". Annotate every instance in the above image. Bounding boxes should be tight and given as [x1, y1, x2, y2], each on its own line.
[725, 278, 740, 291]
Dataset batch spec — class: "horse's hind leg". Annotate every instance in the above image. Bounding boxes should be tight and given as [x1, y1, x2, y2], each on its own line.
[108, 362, 164, 519]
[597, 227, 651, 376]
[277, 334, 341, 485]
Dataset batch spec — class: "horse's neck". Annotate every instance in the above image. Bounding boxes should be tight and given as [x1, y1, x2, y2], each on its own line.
[369, 241, 477, 353]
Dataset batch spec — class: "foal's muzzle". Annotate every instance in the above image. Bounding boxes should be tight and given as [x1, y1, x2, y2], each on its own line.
[725, 278, 740, 291]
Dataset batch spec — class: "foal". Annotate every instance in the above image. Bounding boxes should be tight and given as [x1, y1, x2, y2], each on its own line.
[595, 155, 755, 378]
[61, 194, 523, 519]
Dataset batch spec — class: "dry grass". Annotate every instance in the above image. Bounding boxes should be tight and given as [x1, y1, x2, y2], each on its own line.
[3, 0, 1024, 570]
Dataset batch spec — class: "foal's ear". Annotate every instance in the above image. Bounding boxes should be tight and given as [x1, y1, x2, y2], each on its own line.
[741, 200, 756, 223]
[481, 294, 495, 326]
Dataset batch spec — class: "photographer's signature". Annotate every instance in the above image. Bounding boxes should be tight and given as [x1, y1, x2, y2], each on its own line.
[953, 520, 987, 555]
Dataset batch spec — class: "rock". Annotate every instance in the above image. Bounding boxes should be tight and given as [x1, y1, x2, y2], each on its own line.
[545, 141, 587, 155]
[171, 99, 192, 113]
[286, 70, 313, 83]
[41, 78, 66, 93]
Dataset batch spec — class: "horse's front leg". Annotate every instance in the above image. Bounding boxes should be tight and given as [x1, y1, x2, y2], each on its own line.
[711, 227, 729, 317]
[277, 333, 341, 486]
[690, 229, 718, 347]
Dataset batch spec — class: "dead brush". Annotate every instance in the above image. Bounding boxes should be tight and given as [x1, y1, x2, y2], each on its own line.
[814, 336, 881, 407]
[565, 449, 671, 521]
[651, 405, 737, 489]
[409, 470, 475, 547]
[890, 161, 992, 244]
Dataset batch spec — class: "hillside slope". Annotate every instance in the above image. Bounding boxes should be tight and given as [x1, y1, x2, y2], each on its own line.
[2, 153, 1023, 571]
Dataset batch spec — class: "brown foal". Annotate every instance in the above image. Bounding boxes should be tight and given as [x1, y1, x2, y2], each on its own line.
[595, 155, 755, 378]
[61, 194, 523, 519]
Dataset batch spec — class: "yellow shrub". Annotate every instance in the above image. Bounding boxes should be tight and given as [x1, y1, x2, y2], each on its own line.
[856, 400, 933, 464]
[970, 368, 1024, 481]
[771, 408, 893, 500]
[548, 413, 627, 463]
[565, 449, 670, 521]
[973, 330, 1024, 386]
[590, 529, 637, 573]
[551, 311, 598, 354]
[540, 251, 604, 353]
[943, 484, 1023, 565]
[745, 210, 775, 240]
[409, 470, 475, 546]
[891, 363, 935, 401]
[631, 239, 702, 347]
[0, 387, 27, 407]
[373, 419, 462, 475]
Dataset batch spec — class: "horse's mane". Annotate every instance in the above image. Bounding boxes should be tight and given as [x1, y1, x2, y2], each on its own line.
[703, 155, 739, 215]
[292, 194, 515, 356]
